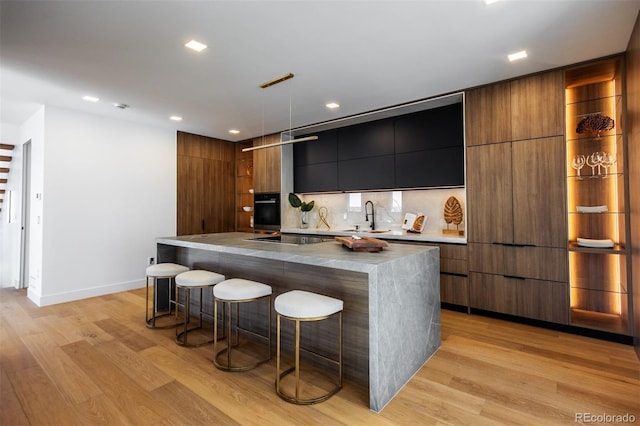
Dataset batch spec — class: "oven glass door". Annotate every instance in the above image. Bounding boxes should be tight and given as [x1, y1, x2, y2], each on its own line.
[253, 193, 281, 231]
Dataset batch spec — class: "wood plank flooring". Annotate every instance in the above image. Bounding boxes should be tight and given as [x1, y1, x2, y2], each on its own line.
[1, 287, 638, 425]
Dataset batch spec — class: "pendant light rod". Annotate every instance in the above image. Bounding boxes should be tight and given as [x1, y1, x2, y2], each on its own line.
[259, 72, 294, 89]
[241, 136, 318, 152]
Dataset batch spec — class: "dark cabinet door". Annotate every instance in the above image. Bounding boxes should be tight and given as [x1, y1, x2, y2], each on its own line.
[338, 155, 395, 191]
[293, 129, 338, 166]
[294, 162, 339, 193]
[395, 146, 464, 188]
[395, 103, 463, 153]
[338, 120, 394, 160]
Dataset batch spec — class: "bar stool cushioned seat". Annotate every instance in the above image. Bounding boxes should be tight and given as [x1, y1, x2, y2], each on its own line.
[274, 290, 343, 405]
[213, 278, 272, 372]
[175, 270, 225, 347]
[145, 263, 189, 329]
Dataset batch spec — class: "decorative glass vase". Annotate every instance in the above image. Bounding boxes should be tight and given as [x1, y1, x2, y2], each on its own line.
[300, 210, 309, 229]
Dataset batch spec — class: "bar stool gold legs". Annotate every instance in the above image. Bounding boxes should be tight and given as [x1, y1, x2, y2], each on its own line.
[174, 270, 225, 347]
[274, 290, 344, 405]
[213, 279, 272, 372]
[145, 263, 188, 329]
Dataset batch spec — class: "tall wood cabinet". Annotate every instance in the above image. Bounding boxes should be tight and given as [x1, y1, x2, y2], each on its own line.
[252, 133, 281, 194]
[177, 132, 235, 235]
[466, 70, 569, 324]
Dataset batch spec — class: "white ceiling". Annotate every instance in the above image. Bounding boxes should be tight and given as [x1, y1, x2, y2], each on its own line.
[1, 0, 639, 142]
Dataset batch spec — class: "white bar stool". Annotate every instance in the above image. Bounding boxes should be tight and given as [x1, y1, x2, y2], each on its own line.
[175, 270, 225, 347]
[145, 263, 189, 329]
[213, 278, 272, 372]
[274, 290, 343, 405]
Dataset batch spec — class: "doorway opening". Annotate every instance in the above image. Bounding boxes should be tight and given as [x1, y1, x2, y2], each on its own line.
[19, 140, 31, 289]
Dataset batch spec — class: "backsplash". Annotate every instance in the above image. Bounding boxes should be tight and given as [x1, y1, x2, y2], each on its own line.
[281, 188, 466, 235]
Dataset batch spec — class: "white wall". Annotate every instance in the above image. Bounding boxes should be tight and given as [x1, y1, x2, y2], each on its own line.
[0, 106, 177, 305]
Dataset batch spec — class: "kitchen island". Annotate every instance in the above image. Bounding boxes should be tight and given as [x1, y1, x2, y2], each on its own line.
[156, 232, 440, 412]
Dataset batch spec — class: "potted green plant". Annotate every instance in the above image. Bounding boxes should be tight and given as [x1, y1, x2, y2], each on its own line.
[288, 193, 314, 229]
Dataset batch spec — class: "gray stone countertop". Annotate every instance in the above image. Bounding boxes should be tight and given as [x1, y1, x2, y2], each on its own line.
[280, 227, 466, 244]
[156, 232, 438, 274]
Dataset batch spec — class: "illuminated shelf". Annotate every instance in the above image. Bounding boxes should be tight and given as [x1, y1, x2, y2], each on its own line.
[565, 57, 630, 336]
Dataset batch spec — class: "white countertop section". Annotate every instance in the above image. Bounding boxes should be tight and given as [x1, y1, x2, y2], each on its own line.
[156, 232, 439, 274]
[280, 227, 466, 244]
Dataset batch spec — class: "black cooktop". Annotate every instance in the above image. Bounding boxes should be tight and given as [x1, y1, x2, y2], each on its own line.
[249, 234, 331, 245]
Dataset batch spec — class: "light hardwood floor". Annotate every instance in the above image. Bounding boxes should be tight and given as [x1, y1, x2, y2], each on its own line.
[1, 287, 638, 425]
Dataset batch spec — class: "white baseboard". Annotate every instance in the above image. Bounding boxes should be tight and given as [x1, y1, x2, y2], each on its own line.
[28, 278, 146, 307]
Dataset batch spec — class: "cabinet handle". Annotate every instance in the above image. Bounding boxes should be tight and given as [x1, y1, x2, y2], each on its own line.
[442, 272, 468, 278]
[202, 220, 205, 231]
[492, 242, 536, 248]
[503, 275, 526, 280]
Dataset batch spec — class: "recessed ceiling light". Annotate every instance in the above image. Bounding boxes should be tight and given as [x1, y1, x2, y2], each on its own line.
[229, 129, 240, 134]
[508, 50, 528, 62]
[185, 39, 207, 52]
[170, 115, 183, 121]
[82, 95, 99, 102]
[484, 0, 500, 5]
[326, 102, 340, 109]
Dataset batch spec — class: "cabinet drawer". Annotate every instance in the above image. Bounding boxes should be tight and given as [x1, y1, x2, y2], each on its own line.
[441, 258, 468, 276]
[439, 243, 468, 260]
[469, 243, 568, 282]
[469, 272, 569, 324]
[441, 274, 468, 306]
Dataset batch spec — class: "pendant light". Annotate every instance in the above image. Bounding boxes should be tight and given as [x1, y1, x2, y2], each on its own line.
[242, 72, 318, 152]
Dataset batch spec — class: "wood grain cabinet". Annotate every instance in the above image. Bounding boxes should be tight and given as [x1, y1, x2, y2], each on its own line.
[465, 81, 511, 146]
[252, 133, 281, 194]
[465, 70, 563, 146]
[438, 243, 469, 307]
[465, 70, 568, 325]
[177, 132, 235, 236]
[467, 137, 566, 247]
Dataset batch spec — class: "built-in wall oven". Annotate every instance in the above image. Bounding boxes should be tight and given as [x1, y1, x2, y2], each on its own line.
[253, 193, 281, 232]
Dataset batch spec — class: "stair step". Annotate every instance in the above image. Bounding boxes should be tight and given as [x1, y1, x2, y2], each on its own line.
[0, 144, 15, 150]
[0, 189, 5, 194]
[0, 156, 12, 162]
[0, 179, 7, 184]
[0, 168, 9, 173]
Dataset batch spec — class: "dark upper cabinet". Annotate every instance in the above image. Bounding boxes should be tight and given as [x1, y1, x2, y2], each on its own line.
[338, 120, 395, 160]
[294, 162, 339, 193]
[338, 155, 395, 191]
[395, 103, 463, 153]
[292, 100, 464, 193]
[396, 147, 464, 188]
[293, 129, 338, 166]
